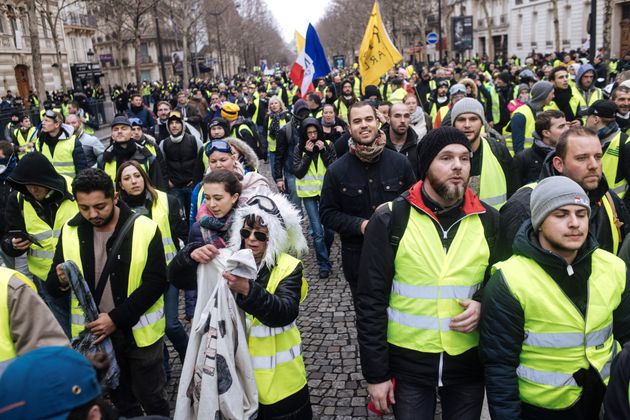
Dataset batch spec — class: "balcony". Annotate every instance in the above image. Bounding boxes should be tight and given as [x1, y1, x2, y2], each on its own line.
[139, 55, 152, 64]
[63, 13, 97, 30]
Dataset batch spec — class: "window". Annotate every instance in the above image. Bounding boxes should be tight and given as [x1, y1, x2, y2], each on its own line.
[0, 16, 4, 34]
[41, 13, 48, 37]
[140, 42, 149, 58]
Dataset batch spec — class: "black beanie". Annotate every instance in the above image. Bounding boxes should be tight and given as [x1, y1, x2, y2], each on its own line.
[416, 127, 472, 180]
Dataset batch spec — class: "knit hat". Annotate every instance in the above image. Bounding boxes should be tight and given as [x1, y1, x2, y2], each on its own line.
[363, 85, 382, 100]
[451, 97, 486, 124]
[498, 71, 511, 85]
[416, 127, 472, 180]
[518, 83, 530, 94]
[449, 83, 467, 96]
[529, 81, 554, 104]
[588, 99, 618, 119]
[221, 102, 240, 121]
[530, 176, 590, 230]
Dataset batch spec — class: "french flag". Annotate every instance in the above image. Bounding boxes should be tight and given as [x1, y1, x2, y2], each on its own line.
[289, 24, 331, 97]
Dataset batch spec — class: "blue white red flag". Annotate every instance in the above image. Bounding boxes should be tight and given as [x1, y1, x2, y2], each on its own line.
[289, 24, 331, 97]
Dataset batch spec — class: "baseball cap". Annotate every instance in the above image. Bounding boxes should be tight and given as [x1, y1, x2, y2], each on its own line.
[588, 100, 618, 119]
[111, 115, 131, 127]
[0, 347, 102, 419]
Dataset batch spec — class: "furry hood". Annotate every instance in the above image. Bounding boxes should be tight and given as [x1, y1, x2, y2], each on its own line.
[458, 78, 478, 98]
[228, 192, 307, 270]
[226, 137, 259, 171]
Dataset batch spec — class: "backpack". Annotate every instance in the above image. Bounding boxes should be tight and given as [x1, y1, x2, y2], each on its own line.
[389, 193, 411, 257]
[234, 119, 264, 158]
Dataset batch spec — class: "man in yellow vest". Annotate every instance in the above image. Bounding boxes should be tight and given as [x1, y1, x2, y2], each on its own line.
[334, 80, 358, 122]
[481, 176, 630, 419]
[452, 98, 515, 209]
[47, 168, 169, 417]
[613, 85, 630, 135]
[11, 115, 37, 157]
[36, 110, 87, 178]
[357, 127, 499, 417]
[545, 65, 585, 124]
[507, 81, 555, 154]
[575, 64, 604, 108]
[0, 152, 77, 336]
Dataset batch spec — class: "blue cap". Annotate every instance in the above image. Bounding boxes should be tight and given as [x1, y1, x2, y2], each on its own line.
[111, 115, 131, 127]
[0, 347, 102, 419]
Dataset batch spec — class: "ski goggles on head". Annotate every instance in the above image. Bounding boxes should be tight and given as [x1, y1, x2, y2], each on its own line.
[128, 117, 143, 127]
[246, 195, 286, 228]
[44, 109, 62, 123]
[205, 140, 232, 156]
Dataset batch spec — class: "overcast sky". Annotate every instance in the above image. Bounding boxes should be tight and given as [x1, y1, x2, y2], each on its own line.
[264, 0, 332, 44]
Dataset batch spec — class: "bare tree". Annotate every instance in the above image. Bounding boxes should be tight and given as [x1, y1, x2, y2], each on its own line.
[550, 0, 561, 53]
[24, 0, 45, 106]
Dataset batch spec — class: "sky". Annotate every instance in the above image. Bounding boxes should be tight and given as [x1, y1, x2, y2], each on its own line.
[264, 0, 332, 44]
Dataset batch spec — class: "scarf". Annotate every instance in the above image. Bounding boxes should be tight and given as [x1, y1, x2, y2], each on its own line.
[113, 141, 137, 161]
[553, 87, 575, 120]
[200, 210, 234, 248]
[170, 132, 185, 143]
[321, 119, 336, 128]
[268, 113, 283, 140]
[349, 133, 386, 163]
[410, 108, 428, 140]
[598, 122, 620, 143]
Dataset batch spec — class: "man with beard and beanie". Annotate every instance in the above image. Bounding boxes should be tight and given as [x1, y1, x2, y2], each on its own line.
[159, 111, 203, 220]
[586, 100, 630, 205]
[497, 126, 629, 261]
[385, 103, 420, 177]
[481, 176, 630, 420]
[507, 81, 555, 154]
[36, 110, 88, 178]
[293, 117, 336, 279]
[274, 99, 311, 211]
[46, 168, 170, 417]
[1, 152, 78, 337]
[452, 98, 515, 209]
[97, 116, 167, 190]
[356, 126, 499, 419]
[576, 64, 604, 109]
[334, 80, 358, 122]
[320, 101, 416, 302]
[545, 66, 585, 124]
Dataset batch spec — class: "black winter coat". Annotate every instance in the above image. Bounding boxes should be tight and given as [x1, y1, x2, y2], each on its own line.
[159, 133, 201, 187]
[98, 142, 168, 191]
[511, 137, 554, 188]
[274, 119, 301, 181]
[292, 118, 337, 180]
[384, 124, 419, 177]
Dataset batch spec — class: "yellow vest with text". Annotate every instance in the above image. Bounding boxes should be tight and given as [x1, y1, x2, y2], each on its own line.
[295, 145, 330, 198]
[506, 105, 535, 154]
[494, 250, 624, 409]
[22, 189, 77, 280]
[151, 190, 177, 265]
[0, 268, 36, 362]
[248, 253, 308, 405]
[602, 131, 628, 198]
[38, 135, 78, 177]
[478, 138, 508, 209]
[387, 205, 489, 355]
[63, 216, 165, 345]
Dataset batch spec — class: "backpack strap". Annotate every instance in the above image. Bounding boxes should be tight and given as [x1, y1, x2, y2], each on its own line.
[389, 193, 411, 256]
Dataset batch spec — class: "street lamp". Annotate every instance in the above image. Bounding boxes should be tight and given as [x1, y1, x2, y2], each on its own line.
[86, 49, 95, 88]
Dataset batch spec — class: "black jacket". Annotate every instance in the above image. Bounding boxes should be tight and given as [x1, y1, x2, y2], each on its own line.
[46, 202, 167, 339]
[497, 152, 630, 261]
[97, 141, 168, 191]
[292, 118, 336, 180]
[384, 124, 419, 177]
[36, 126, 88, 175]
[159, 133, 201, 187]
[604, 342, 630, 419]
[480, 222, 630, 419]
[1, 152, 75, 259]
[274, 118, 301, 181]
[511, 137, 554, 188]
[320, 148, 416, 246]
[357, 182, 499, 385]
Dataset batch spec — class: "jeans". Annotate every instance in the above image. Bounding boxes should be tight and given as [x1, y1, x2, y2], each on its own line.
[283, 173, 302, 215]
[302, 197, 333, 273]
[164, 284, 188, 362]
[170, 186, 193, 224]
[268, 152, 276, 177]
[392, 379, 484, 420]
[185, 289, 197, 320]
[33, 276, 71, 338]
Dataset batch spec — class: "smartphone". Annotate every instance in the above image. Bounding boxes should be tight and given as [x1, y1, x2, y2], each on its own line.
[9, 230, 43, 248]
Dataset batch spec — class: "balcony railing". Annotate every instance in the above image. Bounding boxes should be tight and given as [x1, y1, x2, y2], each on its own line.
[63, 13, 97, 29]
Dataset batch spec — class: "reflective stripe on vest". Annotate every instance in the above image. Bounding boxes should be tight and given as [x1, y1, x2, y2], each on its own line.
[387, 203, 489, 355]
[493, 250, 625, 409]
[63, 216, 165, 346]
[296, 147, 329, 198]
[22, 193, 77, 280]
[478, 138, 508, 209]
[602, 132, 627, 199]
[0, 269, 36, 362]
[151, 190, 177, 264]
[248, 253, 308, 405]
[38, 136, 77, 177]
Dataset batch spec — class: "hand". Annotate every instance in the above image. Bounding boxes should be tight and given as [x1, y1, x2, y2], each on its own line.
[56, 263, 69, 287]
[569, 119, 581, 127]
[11, 237, 32, 251]
[367, 380, 396, 414]
[376, 109, 387, 124]
[87, 313, 116, 345]
[360, 220, 369, 234]
[168, 180, 174, 189]
[276, 180, 285, 192]
[315, 140, 325, 150]
[449, 299, 481, 333]
[304, 141, 315, 152]
[190, 244, 220, 264]
[223, 272, 250, 296]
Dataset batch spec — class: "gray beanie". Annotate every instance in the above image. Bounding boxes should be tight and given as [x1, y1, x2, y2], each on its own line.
[530, 176, 590, 230]
[529, 81, 554, 104]
[451, 97, 486, 124]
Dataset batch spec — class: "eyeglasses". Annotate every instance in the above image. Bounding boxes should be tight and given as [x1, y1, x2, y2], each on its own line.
[240, 228, 268, 242]
[205, 140, 232, 156]
[246, 195, 286, 228]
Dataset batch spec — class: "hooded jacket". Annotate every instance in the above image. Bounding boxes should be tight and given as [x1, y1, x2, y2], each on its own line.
[576, 64, 602, 105]
[159, 131, 202, 187]
[480, 222, 630, 419]
[36, 125, 88, 176]
[497, 152, 630, 261]
[1, 152, 75, 258]
[292, 118, 336, 181]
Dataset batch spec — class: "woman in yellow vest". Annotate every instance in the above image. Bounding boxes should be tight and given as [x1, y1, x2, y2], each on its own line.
[264, 96, 289, 174]
[225, 192, 311, 419]
[115, 160, 189, 366]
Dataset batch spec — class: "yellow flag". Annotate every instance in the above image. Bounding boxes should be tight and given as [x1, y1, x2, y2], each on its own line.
[295, 31, 305, 55]
[359, 2, 403, 94]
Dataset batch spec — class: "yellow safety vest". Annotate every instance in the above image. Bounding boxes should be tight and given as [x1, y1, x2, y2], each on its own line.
[267, 116, 287, 153]
[478, 138, 508, 209]
[37, 135, 78, 177]
[544, 86, 585, 120]
[353, 78, 362, 99]
[12, 127, 37, 157]
[334, 99, 349, 122]
[434, 105, 450, 128]
[0, 268, 36, 362]
[493, 250, 624, 409]
[295, 147, 329, 198]
[151, 190, 177, 265]
[248, 253, 308, 405]
[506, 105, 535, 155]
[577, 87, 603, 108]
[143, 141, 157, 157]
[602, 131, 628, 198]
[387, 205, 489, 355]
[63, 215, 165, 345]
[104, 159, 150, 184]
[22, 190, 77, 280]
[389, 88, 407, 105]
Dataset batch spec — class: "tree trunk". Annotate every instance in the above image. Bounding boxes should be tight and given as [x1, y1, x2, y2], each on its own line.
[551, 0, 561, 53]
[51, 32, 67, 91]
[134, 36, 142, 86]
[26, 0, 45, 107]
[481, 0, 494, 59]
[182, 32, 189, 89]
[603, 0, 613, 56]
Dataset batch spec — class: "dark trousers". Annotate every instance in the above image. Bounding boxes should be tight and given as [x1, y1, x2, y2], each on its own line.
[110, 331, 170, 417]
[257, 385, 312, 420]
[392, 379, 484, 420]
[341, 243, 362, 304]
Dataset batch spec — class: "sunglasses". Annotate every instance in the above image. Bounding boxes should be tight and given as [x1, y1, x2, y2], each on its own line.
[240, 228, 268, 242]
[205, 140, 232, 156]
